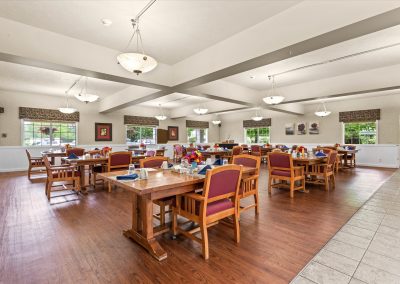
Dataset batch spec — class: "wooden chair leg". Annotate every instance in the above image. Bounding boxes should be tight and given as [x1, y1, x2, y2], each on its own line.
[268, 176, 272, 195]
[324, 175, 329, 191]
[290, 181, 294, 198]
[108, 181, 112, 193]
[254, 191, 259, 215]
[172, 210, 178, 236]
[200, 222, 209, 260]
[233, 212, 240, 243]
[28, 165, 32, 180]
[47, 181, 52, 201]
[160, 203, 166, 226]
[331, 174, 336, 189]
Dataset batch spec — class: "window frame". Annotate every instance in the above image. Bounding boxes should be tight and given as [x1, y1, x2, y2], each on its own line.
[125, 125, 158, 145]
[342, 120, 378, 145]
[21, 119, 78, 147]
[186, 127, 208, 144]
[243, 126, 270, 144]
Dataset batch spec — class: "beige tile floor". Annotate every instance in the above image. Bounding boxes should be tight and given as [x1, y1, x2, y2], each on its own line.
[292, 170, 400, 284]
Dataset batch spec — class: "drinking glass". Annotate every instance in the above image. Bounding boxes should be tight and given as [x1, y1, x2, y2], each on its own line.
[128, 164, 135, 175]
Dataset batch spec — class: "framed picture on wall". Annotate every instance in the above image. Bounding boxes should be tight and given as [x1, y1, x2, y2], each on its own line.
[297, 122, 307, 135]
[309, 121, 319, 134]
[95, 123, 112, 141]
[168, 126, 179, 141]
[285, 123, 295, 135]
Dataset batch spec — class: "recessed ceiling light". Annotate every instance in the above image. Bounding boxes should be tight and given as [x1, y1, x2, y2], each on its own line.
[101, 19, 112, 26]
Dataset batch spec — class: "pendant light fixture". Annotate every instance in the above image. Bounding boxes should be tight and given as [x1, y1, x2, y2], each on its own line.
[59, 90, 77, 114]
[251, 109, 263, 121]
[117, 0, 158, 75]
[263, 75, 285, 105]
[314, 102, 332, 117]
[212, 115, 221, 125]
[193, 105, 208, 115]
[154, 104, 167, 121]
[74, 77, 99, 103]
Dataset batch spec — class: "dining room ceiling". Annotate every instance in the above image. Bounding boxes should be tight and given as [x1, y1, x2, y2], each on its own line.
[0, 61, 129, 98]
[0, 0, 300, 65]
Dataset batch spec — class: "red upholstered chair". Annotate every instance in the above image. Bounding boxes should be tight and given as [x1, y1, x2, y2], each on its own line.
[267, 152, 305, 198]
[173, 165, 243, 259]
[307, 150, 337, 191]
[139, 156, 168, 168]
[232, 146, 242, 156]
[140, 156, 171, 227]
[232, 154, 261, 216]
[241, 144, 249, 154]
[250, 145, 261, 156]
[107, 151, 132, 192]
[146, 150, 156, 157]
[25, 149, 45, 180]
[43, 155, 80, 202]
[66, 147, 85, 156]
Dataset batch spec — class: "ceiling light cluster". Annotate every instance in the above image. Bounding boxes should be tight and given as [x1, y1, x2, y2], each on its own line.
[117, 0, 158, 75]
[155, 104, 167, 121]
[193, 106, 208, 115]
[263, 75, 285, 105]
[251, 109, 263, 121]
[314, 102, 331, 117]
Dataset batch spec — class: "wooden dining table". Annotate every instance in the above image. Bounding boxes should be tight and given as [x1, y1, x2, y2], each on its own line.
[98, 165, 256, 261]
[293, 155, 327, 174]
[337, 148, 359, 168]
[62, 155, 108, 188]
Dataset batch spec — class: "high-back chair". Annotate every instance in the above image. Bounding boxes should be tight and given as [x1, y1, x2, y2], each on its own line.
[250, 145, 261, 156]
[66, 147, 85, 157]
[25, 149, 45, 180]
[140, 156, 171, 227]
[267, 152, 305, 198]
[43, 155, 80, 202]
[232, 146, 242, 156]
[307, 150, 338, 191]
[232, 154, 261, 216]
[107, 151, 132, 192]
[140, 156, 168, 168]
[173, 165, 243, 259]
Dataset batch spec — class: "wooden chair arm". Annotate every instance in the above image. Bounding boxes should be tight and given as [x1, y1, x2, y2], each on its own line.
[50, 165, 76, 171]
[182, 192, 205, 201]
[293, 166, 304, 176]
[242, 175, 259, 183]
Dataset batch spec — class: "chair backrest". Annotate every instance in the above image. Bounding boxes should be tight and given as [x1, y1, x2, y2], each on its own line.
[251, 145, 261, 152]
[108, 151, 132, 171]
[291, 145, 298, 151]
[140, 156, 168, 168]
[202, 164, 242, 204]
[42, 155, 53, 176]
[272, 148, 282, 153]
[232, 146, 242, 155]
[232, 154, 261, 174]
[155, 149, 165, 157]
[241, 144, 248, 150]
[146, 150, 155, 157]
[66, 147, 85, 156]
[203, 145, 211, 150]
[268, 152, 292, 170]
[25, 149, 32, 160]
[327, 150, 338, 166]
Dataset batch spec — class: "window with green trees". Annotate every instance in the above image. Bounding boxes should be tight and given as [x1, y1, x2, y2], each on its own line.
[187, 128, 208, 143]
[23, 120, 77, 146]
[343, 122, 377, 144]
[244, 127, 270, 144]
[126, 125, 157, 144]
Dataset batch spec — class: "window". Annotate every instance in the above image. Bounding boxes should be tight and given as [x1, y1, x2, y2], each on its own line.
[343, 121, 377, 144]
[187, 128, 208, 143]
[126, 125, 157, 144]
[244, 127, 270, 144]
[22, 120, 77, 147]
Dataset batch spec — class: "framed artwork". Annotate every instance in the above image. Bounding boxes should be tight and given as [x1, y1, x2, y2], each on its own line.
[309, 121, 319, 135]
[297, 122, 307, 135]
[285, 123, 295, 135]
[95, 123, 112, 141]
[168, 126, 179, 141]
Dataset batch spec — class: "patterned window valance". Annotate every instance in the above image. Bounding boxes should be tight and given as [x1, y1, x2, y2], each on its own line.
[186, 120, 209, 129]
[124, 115, 159, 126]
[19, 107, 80, 122]
[243, 118, 271, 128]
[339, 109, 380, 123]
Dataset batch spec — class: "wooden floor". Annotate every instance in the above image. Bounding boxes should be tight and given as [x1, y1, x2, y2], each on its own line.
[0, 165, 395, 283]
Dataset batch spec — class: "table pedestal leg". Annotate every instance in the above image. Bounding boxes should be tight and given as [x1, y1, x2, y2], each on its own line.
[123, 193, 167, 261]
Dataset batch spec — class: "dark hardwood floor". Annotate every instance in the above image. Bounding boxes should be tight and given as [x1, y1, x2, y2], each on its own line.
[0, 165, 395, 283]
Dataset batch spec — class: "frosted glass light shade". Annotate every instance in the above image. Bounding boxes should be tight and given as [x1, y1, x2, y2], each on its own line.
[117, 53, 158, 75]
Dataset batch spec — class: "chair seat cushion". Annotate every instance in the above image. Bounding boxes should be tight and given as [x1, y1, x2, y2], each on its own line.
[271, 170, 291, 177]
[206, 199, 234, 216]
[52, 171, 80, 178]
